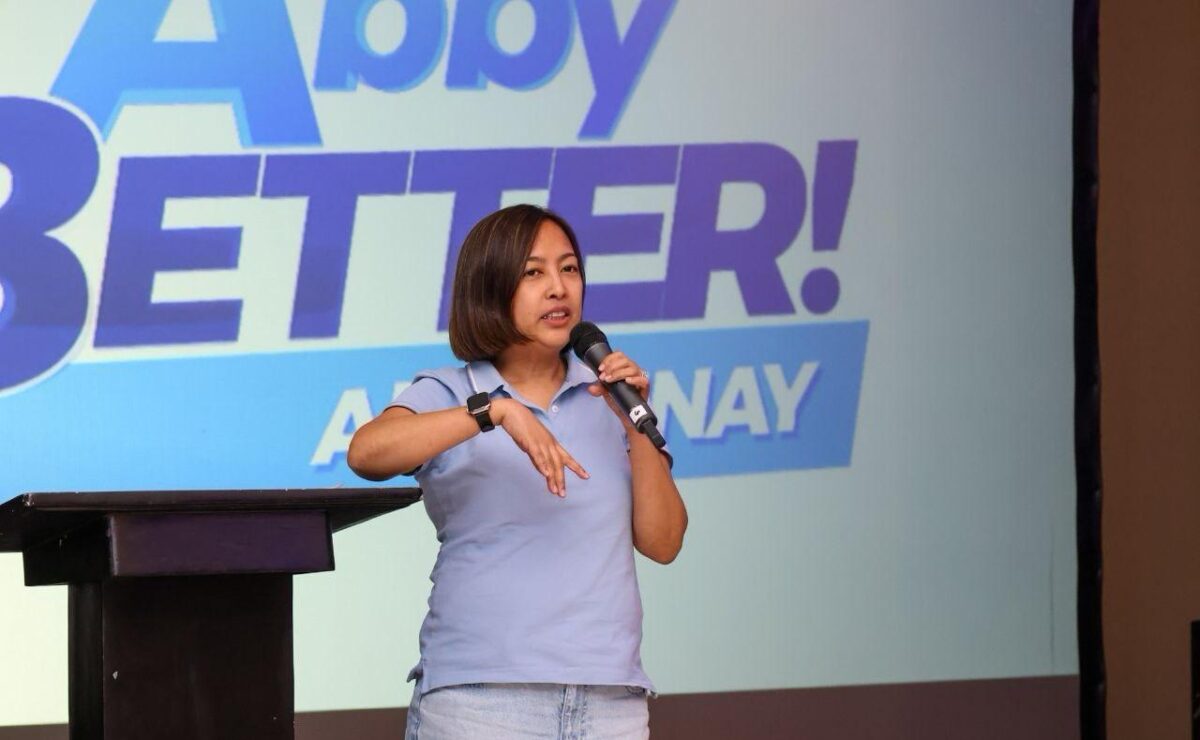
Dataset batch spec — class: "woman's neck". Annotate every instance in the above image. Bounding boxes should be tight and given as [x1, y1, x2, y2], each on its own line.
[493, 345, 566, 411]
[493, 343, 566, 390]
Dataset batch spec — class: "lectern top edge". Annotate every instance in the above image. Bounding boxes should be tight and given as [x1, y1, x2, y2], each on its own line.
[16, 487, 420, 511]
[0, 487, 422, 552]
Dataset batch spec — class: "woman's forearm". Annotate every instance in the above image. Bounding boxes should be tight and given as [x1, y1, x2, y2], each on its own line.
[347, 404, 480, 481]
[628, 432, 688, 564]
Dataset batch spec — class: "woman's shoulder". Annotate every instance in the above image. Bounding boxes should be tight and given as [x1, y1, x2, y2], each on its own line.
[407, 365, 474, 399]
[411, 364, 468, 384]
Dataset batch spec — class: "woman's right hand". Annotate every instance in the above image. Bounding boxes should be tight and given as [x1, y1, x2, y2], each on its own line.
[492, 398, 588, 497]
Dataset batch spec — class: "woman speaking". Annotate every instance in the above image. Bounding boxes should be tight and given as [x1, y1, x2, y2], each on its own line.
[348, 204, 688, 739]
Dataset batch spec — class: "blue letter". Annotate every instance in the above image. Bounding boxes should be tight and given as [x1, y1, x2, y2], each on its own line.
[410, 148, 552, 329]
[262, 152, 411, 339]
[664, 144, 804, 319]
[575, 0, 675, 138]
[52, 0, 319, 146]
[0, 98, 98, 392]
[96, 156, 260, 347]
[314, 0, 446, 91]
[547, 145, 678, 322]
[446, 0, 573, 89]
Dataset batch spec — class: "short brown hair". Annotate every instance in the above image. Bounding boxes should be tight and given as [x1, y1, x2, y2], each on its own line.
[448, 205, 585, 361]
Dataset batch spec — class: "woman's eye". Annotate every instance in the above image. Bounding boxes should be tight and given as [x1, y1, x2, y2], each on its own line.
[562, 264, 579, 273]
[524, 268, 541, 277]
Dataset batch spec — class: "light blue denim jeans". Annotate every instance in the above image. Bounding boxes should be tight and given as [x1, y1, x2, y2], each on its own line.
[405, 682, 650, 739]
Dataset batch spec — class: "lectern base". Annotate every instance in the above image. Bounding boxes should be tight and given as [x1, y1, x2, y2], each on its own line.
[69, 575, 294, 740]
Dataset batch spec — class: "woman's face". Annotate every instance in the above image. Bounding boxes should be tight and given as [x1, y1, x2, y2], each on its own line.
[510, 219, 583, 353]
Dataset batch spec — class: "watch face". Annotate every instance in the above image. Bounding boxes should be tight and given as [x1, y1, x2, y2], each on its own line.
[468, 392, 489, 413]
[468, 392, 494, 430]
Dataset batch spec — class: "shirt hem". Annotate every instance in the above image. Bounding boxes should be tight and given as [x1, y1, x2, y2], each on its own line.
[414, 664, 655, 696]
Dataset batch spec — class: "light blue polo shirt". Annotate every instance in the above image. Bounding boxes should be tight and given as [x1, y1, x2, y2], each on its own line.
[391, 352, 655, 695]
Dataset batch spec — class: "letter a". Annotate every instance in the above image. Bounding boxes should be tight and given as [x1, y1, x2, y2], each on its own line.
[52, 0, 320, 146]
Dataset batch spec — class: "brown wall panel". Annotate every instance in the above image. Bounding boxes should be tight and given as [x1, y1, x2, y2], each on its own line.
[1098, 0, 1200, 737]
[0, 676, 1077, 740]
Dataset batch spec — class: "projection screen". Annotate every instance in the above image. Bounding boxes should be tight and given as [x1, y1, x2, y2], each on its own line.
[0, 0, 1077, 730]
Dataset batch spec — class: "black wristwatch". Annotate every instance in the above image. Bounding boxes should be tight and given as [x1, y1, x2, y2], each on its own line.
[467, 392, 495, 432]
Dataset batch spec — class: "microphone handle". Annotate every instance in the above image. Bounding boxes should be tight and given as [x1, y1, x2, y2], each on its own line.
[582, 343, 667, 449]
[642, 424, 667, 450]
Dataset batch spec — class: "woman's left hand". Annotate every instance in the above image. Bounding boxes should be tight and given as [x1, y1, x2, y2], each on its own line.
[587, 350, 650, 428]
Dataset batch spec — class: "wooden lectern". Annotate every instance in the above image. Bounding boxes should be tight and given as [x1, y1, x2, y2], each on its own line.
[0, 488, 421, 740]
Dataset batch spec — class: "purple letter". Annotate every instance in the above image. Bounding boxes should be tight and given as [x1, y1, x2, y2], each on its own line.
[96, 155, 260, 346]
[664, 143, 804, 319]
[0, 97, 97, 390]
[410, 148, 552, 329]
[548, 145, 678, 322]
[262, 152, 410, 339]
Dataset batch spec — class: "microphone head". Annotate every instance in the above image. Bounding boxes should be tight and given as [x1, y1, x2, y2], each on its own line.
[569, 321, 607, 360]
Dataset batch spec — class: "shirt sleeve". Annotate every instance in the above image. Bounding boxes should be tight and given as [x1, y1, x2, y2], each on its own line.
[388, 375, 459, 415]
[659, 443, 674, 470]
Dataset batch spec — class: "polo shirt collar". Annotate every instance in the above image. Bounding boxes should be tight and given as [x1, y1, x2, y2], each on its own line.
[468, 352, 597, 395]
[562, 351, 599, 389]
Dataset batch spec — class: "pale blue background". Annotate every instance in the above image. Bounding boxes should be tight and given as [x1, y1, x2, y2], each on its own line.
[0, 0, 1075, 724]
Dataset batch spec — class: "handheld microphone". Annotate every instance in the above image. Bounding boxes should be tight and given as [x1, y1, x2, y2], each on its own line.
[569, 321, 667, 450]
